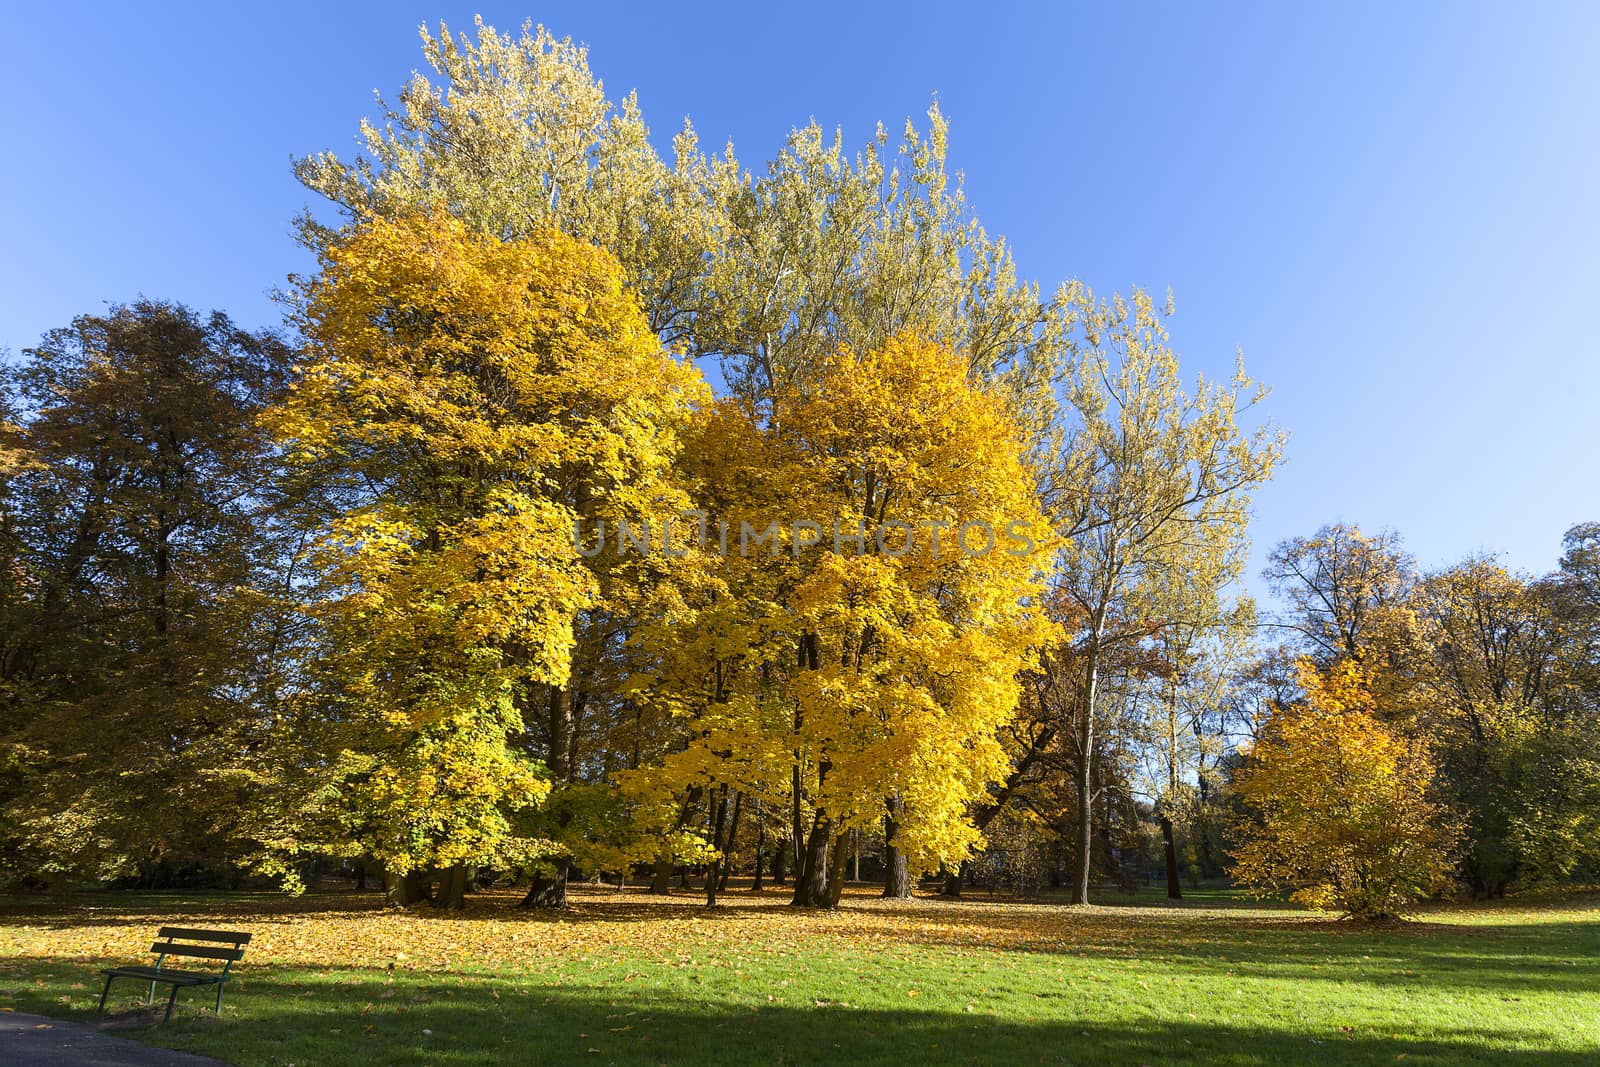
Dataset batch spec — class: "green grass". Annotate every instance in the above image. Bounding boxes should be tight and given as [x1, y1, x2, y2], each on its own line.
[1, 885, 1596, 1066]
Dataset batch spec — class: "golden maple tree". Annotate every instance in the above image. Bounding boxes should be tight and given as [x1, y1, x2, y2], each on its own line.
[260, 209, 706, 904]
[624, 334, 1051, 907]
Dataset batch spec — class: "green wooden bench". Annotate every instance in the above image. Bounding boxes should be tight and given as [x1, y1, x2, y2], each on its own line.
[97, 927, 251, 1023]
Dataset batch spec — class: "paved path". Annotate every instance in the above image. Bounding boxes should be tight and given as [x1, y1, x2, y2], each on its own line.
[0, 1012, 229, 1066]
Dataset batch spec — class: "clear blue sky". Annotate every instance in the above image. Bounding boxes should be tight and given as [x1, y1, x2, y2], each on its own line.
[4, 1, 1597, 587]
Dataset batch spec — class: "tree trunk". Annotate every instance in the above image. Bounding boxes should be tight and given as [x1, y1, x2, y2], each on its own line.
[1196, 810, 1217, 884]
[520, 859, 570, 908]
[823, 832, 850, 908]
[788, 633, 828, 906]
[525, 684, 578, 908]
[1160, 813, 1183, 901]
[882, 802, 911, 899]
[751, 804, 766, 891]
[771, 843, 788, 886]
[435, 865, 468, 910]
[1073, 624, 1103, 906]
[790, 816, 832, 907]
[649, 857, 673, 894]
[791, 765, 805, 871]
[1073, 751, 1094, 904]
[706, 786, 734, 907]
[384, 869, 430, 907]
[941, 861, 967, 898]
[717, 792, 744, 894]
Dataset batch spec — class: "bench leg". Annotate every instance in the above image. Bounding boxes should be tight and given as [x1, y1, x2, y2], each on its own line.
[147, 978, 156, 1006]
[98, 974, 115, 1015]
[214, 982, 224, 1015]
[162, 984, 180, 1025]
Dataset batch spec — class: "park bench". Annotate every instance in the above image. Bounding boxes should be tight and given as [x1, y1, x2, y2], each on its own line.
[97, 927, 251, 1023]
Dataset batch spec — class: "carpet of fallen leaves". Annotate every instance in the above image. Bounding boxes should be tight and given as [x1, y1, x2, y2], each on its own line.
[3, 881, 1555, 981]
[0, 884, 1343, 975]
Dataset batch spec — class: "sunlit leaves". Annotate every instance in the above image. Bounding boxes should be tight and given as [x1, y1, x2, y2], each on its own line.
[258, 211, 707, 884]
[627, 334, 1051, 889]
[1231, 659, 1458, 918]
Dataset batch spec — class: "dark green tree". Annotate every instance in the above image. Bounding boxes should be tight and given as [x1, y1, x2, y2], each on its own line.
[0, 300, 288, 885]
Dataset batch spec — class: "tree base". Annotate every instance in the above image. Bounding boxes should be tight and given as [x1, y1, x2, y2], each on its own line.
[520, 862, 570, 908]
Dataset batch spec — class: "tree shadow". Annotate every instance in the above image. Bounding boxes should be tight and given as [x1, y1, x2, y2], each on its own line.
[829, 898, 1600, 997]
[12, 966, 1595, 1067]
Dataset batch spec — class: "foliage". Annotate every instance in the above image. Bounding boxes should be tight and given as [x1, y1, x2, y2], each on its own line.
[0, 301, 289, 885]
[294, 18, 718, 351]
[291, 19, 1082, 905]
[624, 334, 1052, 906]
[256, 209, 706, 889]
[1231, 659, 1457, 918]
[1396, 560, 1566, 893]
[1262, 531, 1600, 899]
[296, 19, 1070, 440]
[779, 336, 1050, 856]
[10, 12, 1596, 918]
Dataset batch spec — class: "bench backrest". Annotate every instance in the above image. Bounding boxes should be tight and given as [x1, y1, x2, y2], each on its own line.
[151, 928, 250, 975]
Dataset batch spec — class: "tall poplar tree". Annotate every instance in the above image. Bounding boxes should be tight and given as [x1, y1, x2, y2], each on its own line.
[1048, 288, 1282, 905]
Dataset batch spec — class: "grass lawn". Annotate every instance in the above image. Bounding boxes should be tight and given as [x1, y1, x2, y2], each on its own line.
[1, 883, 1596, 1066]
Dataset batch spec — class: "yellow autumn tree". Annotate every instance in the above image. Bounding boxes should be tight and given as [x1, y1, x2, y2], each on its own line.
[608, 399, 803, 905]
[781, 336, 1053, 904]
[1230, 658, 1457, 919]
[625, 334, 1051, 907]
[261, 209, 706, 906]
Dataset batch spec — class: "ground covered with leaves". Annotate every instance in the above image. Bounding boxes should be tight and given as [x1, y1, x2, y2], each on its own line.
[1, 885, 1596, 1066]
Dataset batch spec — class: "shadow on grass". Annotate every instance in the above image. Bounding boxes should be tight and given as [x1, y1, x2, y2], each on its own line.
[833, 896, 1600, 995]
[11, 969, 1596, 1067]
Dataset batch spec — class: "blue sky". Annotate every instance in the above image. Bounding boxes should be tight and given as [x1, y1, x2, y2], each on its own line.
[3, 2, 1597, 589]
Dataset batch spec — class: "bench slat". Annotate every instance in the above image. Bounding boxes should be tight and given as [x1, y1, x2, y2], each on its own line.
[157, 927, 251, 944]
[103, 966, 222, 986]
[149, 942, 246, 961]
